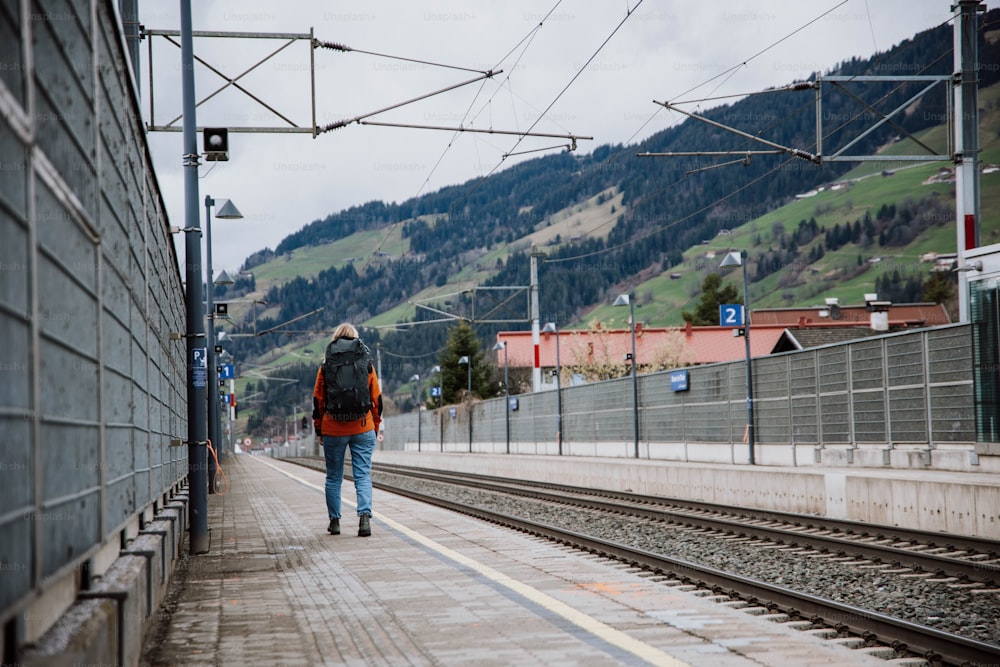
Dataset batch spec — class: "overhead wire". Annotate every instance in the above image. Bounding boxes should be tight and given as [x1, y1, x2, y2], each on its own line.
[541, 1, 863, 250]
[611, 0, 853, 152]
[469, 0, 647, 189]
[364, 1, 565, 266]
[863, 0, 880, 56]
[379, 346, 447, 360]
[366, 0, 640, 272]
[414, 0, 563, 197]
[671, 1, 851, 105]
[552, 87, 826, 247]
[359, 1, 646, 268]
[551, 90, 945, 263]
[315, 41, 492, 75]
[546, 2, 960, 264]
[304, 1, 964, 329]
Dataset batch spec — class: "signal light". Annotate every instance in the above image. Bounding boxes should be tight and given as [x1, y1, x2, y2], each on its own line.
[203, 128, 229, 161]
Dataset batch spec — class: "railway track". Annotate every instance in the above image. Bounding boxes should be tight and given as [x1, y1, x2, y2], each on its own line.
[373, 463, 1000, 588]
[287, 457, 1000, 666]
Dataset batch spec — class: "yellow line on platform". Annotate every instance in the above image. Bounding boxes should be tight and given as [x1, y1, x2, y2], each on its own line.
[252, 455, 690, 667]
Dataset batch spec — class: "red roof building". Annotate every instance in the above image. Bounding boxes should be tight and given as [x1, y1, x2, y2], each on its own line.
[750, 303, 950, 328]
[498, 323, 786, 372]
[494, 303, 950, 374]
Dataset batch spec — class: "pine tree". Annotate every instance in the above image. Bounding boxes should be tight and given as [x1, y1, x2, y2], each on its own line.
[438, 322, 491, 403]
[922, 271, 955, 306]
[682, 273, 741, 325]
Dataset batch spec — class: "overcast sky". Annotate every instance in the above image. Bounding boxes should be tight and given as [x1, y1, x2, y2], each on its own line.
[138, 1, 958, 275]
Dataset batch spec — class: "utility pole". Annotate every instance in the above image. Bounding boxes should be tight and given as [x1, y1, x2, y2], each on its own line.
[180, 0, 209, 554]
[955, 0, 983, 322]
[530, 248, 544, 392]
[228, 374, 236, 453]
[640, 0, 984, 325]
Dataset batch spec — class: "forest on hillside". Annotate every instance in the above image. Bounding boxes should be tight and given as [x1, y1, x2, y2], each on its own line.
[220, 12, 1000, 426]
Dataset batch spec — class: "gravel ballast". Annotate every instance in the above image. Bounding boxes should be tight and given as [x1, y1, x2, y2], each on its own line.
[380, 472, 1000, 647]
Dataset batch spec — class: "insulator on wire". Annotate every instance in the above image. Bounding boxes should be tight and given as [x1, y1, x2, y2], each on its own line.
[315, 39, 350, 52]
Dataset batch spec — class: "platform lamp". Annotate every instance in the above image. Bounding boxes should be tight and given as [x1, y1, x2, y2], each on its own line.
[720, 249, 755, 465]
[409, 374, 421, 451]
[458, 356, 472, 452]
[429, 364, 443, 452]
[492, 341, 510, 454]
[430, 365, 442, 408]
[613, 294, 639, 459]
[204, 196, 242, 494]
[541, 322, 563, 455]
[216, 338, 235, 455]
[210, 269, 234, 458]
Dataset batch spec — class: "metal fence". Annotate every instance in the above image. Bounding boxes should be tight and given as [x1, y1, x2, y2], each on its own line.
[384, 324, 975, 462]
[0, 0, 187, 627]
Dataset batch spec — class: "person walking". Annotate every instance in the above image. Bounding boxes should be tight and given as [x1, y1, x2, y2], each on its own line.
[313, 323, 383, 537]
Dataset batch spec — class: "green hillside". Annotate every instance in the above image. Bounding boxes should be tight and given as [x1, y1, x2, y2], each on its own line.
[239, 84, 999, 337]
[224, 15, 1000, 433]
[590, 82, 1000, 327]
[249, 223, 409, 293]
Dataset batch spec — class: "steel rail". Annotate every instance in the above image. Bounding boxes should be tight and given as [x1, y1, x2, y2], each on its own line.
[375, 478, 1000, 667]
[287, 457, 1000, 664]
[375, 463, 1000, 555]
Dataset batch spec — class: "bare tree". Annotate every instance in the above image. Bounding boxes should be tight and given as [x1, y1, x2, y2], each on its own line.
[564, 321, 631, 382]
[649, 329, 696, 371]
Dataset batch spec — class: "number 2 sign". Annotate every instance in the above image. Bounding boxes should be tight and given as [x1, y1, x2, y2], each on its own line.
[719, 304, 744, 327]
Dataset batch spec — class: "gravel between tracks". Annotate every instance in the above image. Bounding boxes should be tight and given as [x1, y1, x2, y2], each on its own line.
[379, 472, 1000, 646]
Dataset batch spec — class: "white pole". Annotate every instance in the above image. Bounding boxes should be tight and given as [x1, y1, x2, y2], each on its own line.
[530, 249, 543, 392]
[954, 0, 982, 323]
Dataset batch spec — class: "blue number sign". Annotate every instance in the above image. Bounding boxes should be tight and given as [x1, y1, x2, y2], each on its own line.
[719, 304, 744, 327]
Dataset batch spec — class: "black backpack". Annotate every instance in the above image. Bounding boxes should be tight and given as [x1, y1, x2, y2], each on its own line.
[322, 337, 373, 421]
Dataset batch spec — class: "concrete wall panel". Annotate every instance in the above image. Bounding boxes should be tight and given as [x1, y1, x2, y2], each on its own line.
[0, 0, 187, 644]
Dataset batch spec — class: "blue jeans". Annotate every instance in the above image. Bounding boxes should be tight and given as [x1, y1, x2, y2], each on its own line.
[322, 430, 375, 519]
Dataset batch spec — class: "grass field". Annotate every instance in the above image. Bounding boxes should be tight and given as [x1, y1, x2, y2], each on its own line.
[249, 225, 408, 292]
[526, 188, 623, 250]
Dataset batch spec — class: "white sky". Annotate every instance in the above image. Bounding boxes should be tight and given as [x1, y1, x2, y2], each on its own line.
[137, 0, 960, 275]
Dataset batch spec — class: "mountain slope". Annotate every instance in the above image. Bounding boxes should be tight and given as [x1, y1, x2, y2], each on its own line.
[221, 13, 1000, 397]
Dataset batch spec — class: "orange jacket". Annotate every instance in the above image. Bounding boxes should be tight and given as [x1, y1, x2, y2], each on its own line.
[313, 364, 383, 436]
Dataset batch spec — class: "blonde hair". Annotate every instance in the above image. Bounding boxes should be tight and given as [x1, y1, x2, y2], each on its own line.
[331, 323, 358, 341]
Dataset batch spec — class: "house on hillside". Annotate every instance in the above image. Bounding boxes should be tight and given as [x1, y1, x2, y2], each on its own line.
[923, 167, 955, 185]
[920, 252, 959, 273]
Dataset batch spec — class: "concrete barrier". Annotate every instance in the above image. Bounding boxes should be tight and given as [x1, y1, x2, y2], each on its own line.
[20, 494, 188, 666]
[21, 598, 119, 667]
[377, 450, 1000, 539]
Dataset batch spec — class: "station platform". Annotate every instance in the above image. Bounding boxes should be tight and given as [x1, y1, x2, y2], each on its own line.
[140, 454, 898, 666]
[376, 450, 1000, 541]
